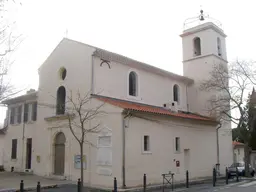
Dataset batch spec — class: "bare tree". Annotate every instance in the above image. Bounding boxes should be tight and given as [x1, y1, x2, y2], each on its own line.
[0, 0, 24, 102]
[55, 90, 105, 191]
[200, 60, 256, 177]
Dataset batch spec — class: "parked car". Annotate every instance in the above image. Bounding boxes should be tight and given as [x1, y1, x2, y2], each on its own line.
[227, 162, 255, 178]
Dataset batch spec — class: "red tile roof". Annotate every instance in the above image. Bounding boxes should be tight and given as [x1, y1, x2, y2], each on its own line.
[93, 95, 217, 123]
[233, 141, 244, 146]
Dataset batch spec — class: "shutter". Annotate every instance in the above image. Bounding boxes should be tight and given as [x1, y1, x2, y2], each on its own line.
[11, 139, 17, 159]
[17, 106, 22, 123]
[10, 108, 14, 124]
[32, 102, 37, 121]
[24, 104, 28, 122]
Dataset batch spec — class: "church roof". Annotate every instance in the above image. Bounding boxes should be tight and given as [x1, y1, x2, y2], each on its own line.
[93, 94, 217, 123]
[60, 38, 194, 85]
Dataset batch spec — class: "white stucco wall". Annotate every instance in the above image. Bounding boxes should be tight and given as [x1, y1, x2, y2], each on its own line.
[181, 23, 227, 62]
[33, 99, 124, 188]
[0, 134, 4, 166]
[233, 146, 244, 163]
[93, 57, 189, 111]
[181, 23, 233, 173]
[125, 113, 217, 187]
[3, 101, 37, 172]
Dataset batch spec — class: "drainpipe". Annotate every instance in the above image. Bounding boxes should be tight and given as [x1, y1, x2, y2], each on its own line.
[216, 123, 221, 175]
[91, 55, 95, 94]
[21, 115, 25, 171]
[185, 85, 189, 111]
[122, 111, 131, 188]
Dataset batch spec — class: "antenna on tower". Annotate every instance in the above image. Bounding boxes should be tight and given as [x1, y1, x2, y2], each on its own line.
[183, 8, 223, 30]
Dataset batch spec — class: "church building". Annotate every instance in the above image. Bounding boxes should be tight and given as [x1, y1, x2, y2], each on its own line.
[0, 11, 233, 188]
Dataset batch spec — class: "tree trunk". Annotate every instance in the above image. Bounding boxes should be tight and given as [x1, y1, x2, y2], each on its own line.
[244, 143, 250, 177]
[80, 143, 84, 192]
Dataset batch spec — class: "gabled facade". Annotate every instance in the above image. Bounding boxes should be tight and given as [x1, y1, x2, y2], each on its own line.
[0, 18, 233, 188]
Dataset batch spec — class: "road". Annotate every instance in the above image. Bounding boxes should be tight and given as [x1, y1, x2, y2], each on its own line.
[33, 180, 256, 192]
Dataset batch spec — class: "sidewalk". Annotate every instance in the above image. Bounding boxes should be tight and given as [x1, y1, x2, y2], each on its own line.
[0, 172, 72, 192]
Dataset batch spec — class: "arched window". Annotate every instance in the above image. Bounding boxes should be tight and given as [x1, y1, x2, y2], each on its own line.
[59, 67, 67, 80]
[217, 37, 222, 56]
[129, 71, 138, 96]
[173, 84, 179, 102]
[193, 37, 201, 56]
[56, 86, 66, 115]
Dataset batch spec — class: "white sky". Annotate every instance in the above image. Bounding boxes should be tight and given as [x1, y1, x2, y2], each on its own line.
[1, 0, 256, 124]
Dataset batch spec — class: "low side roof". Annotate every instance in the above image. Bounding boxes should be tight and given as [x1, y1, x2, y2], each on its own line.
[93, 94, 217, 123]
[1, 91, 38, 105]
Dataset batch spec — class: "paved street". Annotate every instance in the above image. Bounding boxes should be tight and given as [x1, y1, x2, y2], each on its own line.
[29, 180, 256, 192]
[1, 172, 256, 192]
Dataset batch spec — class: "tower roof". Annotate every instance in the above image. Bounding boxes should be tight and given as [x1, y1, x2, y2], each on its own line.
[180, 22, 226, 38]
[181, 10, 226, 37]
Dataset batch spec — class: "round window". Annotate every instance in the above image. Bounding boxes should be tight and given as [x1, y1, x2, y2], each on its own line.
[59, 67, 67, 80]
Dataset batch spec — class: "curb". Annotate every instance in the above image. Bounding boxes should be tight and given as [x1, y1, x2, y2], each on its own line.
[0, 184, 59, 192]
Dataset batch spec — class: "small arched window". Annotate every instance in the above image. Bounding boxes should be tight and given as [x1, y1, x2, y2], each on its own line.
[56, 86, 66, 115]
[217, 37, 222, 56]
[173, 84, 179, 103]
[59, 67, 67, 80]
[193, 37, 201, 56]
[129, 71, 138, 96]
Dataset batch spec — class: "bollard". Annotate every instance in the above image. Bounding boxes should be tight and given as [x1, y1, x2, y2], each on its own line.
[37, 181, 41, 192]
[77, 178, 81, 192]
[186, 170, 189, 188]
[225, 167, 228, 185]
[143, 174, 146, 192]
[20, 180, 24, 192]
[171, 173, 174, 191]
[213, 168, 216, 187]
[236, 167, 239, 182]
[114, 177, 117, 192]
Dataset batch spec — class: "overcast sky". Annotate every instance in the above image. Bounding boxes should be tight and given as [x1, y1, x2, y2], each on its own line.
[10, 0, 256, 90]
[0, 0, 255, 124]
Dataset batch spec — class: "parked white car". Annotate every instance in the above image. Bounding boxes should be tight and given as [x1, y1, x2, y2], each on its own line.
[227, 162, 255, 178]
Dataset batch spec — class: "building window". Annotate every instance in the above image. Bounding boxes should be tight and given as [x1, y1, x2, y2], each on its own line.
[129, 71, 138, 96]
[10, 107, 15, 124]
[217, 37, 222, 56]
[24, 102, 37, 122]
[193, 37, 201, 56]
[10, 106, 22, 124]
[32, 102, 37, 121]
[144, 135, 150, 152]
[59, 67, 67, 80]
[11, 139, 17, 159]
[173, 84, 179, 103]
[175, 137, 180, 152]
[56, 86, 66, 115]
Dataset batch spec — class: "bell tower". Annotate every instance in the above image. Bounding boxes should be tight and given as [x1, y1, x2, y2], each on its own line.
[181, 10, 228, 115]
[181, 10, 233, 174]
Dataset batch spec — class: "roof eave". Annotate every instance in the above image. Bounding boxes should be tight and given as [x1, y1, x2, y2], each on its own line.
[1, 92, 38, 105]
[123, 109, 218, 125]
[93, 50, 194, 85]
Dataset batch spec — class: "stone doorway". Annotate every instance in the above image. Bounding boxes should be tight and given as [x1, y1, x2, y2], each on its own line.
[54, 132, 66, 175]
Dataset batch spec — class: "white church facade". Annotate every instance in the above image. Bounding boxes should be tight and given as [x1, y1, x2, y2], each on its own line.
[0, 19, 233, 188]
